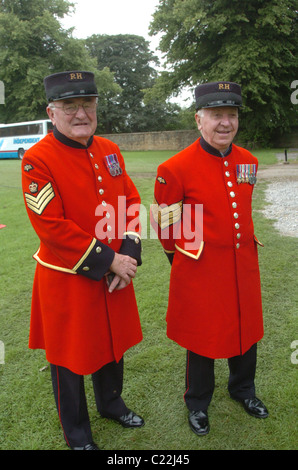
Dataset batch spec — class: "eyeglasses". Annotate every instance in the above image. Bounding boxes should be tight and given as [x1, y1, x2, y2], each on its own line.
[51, 102, 97, 115]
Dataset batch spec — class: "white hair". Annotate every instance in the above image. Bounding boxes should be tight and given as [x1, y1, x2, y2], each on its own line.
[196, 109, 204, 117]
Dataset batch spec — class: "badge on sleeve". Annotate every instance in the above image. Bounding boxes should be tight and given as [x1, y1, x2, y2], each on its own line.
[29, 182, 38, 193]
[24, 164, 34, 172]
[157, 176, 166, 184]
[104, 153, 123, 177]
[25, 182, 55, 215]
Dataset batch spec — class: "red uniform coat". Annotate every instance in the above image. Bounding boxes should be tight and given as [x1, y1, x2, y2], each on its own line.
[151, 137, 264, 359]
[22, 129, 142, 375]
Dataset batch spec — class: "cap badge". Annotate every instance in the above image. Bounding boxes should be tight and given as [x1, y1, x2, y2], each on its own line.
[68, 72, 84, 81]
[218, 83, 230, 90]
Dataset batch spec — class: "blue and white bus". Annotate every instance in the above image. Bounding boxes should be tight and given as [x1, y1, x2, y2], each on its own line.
[0, 119, 53, 160]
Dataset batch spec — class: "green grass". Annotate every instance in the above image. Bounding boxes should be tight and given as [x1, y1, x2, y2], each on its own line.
[0, 149, 297, 450]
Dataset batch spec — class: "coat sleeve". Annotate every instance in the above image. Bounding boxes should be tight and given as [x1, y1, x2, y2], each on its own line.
[150, 162, 184, 262]
[22, 155, 115, 281]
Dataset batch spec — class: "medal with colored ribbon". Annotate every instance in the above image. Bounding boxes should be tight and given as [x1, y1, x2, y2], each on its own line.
[236, 164, 257, 185]
[104, 153, 123, 177]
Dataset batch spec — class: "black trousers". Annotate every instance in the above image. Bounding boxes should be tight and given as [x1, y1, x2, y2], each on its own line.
[184, 344, 257, 412]
[50, 358, 129, 448]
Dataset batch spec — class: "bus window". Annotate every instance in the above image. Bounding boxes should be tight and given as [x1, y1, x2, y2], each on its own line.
[0, 120, 52, 160]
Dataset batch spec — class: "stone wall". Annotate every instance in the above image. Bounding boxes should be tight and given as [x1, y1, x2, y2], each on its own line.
[99, 130, 199, 151]
[98, 129, 298, 152]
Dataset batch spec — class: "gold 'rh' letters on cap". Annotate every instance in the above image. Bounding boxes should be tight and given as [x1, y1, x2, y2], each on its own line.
[69, 72, 83, 81]
[219, 84, 230, 90]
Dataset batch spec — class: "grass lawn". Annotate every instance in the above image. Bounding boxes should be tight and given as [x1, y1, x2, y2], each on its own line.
[0, 148, 297, 450]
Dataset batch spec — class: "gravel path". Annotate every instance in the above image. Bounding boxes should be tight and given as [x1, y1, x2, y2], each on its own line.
[258, 163, 298, 238]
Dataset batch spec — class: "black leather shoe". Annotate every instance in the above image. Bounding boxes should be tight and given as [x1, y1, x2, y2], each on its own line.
[72, 442, 100, 450]
[238, 397, 269, 419]
[104, 410, 145, 428]
[188, 410, 210, 436]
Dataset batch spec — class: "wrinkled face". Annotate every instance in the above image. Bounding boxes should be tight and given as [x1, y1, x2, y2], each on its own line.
[47, 96, 98, 146]
[195, 107, 239, 152]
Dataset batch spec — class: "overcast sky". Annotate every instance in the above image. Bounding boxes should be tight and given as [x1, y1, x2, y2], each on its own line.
[61, 0, 193, 106]
[61, 0, 161, 50]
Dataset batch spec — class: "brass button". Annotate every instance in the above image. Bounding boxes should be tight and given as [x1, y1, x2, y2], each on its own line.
[230, 192, 235, 198]
[83, 266, 90, 271]
[99, 189, 104, 195]
[135, 238, 140, 244]
[235, 223, 240, 229]
[96, 246, 102, 254]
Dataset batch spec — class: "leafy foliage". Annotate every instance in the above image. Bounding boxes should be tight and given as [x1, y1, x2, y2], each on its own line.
[86, 34, 182, 133]
[0, 0, 103, 122]
[150, 0, 298, 144]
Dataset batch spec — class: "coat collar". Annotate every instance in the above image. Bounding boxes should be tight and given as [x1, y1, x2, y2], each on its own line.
[200, 136, 232, 158]
[53, 126, 94, 149]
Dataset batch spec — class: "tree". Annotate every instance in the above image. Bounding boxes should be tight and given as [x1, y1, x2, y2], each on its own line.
[150, 0, 298, 144]
[0, 0, 118, 124]
[86, 34, 182, 133]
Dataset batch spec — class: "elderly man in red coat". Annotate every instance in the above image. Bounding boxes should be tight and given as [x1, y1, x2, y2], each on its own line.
[22, 71, 144, 450]
[151, 81, 268, 436]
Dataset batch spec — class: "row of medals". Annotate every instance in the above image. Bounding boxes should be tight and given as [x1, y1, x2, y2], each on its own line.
[236, 164, 257, 185]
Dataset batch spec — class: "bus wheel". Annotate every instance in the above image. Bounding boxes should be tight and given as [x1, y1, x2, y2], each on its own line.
[18, 148, 25, 159]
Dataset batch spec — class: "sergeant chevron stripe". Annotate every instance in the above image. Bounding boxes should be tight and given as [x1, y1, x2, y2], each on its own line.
[151, 198, 183, 230]
[25, 182, 55, 215]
